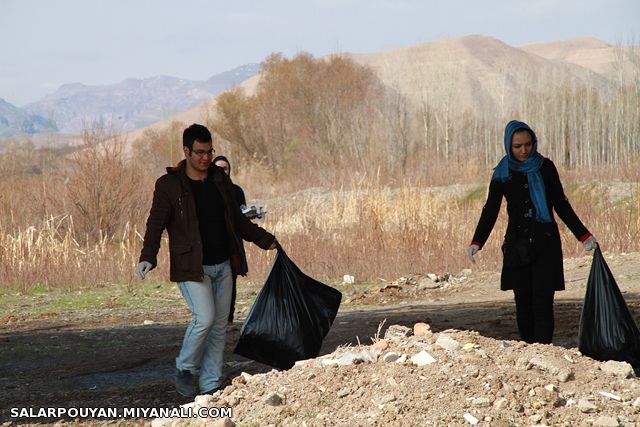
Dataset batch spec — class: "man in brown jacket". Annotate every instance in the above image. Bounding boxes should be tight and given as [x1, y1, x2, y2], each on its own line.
[136, 124, 276, 397]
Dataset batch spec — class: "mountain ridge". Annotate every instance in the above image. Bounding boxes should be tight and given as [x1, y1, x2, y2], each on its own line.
[3, 35, 637, 140]
[15, 64, 260, 135]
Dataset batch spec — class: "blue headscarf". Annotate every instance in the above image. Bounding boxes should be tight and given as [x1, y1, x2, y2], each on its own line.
[492, 120, 552, 223]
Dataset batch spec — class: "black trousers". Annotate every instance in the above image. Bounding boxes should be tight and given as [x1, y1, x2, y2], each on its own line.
[502, 222, 565, 344]
[511, 265, 555, 344]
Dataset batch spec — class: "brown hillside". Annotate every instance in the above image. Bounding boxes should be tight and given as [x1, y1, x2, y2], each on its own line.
[521, 36, 638, 82]
[346, 34, 610, 115]
[119, 35, 620, 145]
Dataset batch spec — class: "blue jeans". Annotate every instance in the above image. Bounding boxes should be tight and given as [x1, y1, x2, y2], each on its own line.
[176, 260, 232, 392]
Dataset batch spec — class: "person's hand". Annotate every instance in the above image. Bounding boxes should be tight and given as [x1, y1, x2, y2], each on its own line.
[467, 244, 480, 264]
[583, 235, 597, 251]
[136, 261, 153, 279]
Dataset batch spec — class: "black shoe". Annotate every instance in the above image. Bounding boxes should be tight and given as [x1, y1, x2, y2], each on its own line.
[201, 386, 222, 395]
[174, 369, 196, 397]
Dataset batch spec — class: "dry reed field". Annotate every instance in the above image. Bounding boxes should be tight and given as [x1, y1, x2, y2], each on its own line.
[1, 49, 639, 291]
[1, 162, 638, 291]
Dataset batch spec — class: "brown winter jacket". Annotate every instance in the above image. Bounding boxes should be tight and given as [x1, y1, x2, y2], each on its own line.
[139, 160, 275, 282]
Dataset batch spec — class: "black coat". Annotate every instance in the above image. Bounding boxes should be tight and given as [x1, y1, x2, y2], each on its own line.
[139, 161, 274, 282]
[230, 182, 248, 275]
[471, 158, 590, 291]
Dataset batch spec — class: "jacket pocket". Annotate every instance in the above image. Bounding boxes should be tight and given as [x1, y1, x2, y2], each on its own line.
[170, 243, 193, 273]
[502, 237, 535, 267]
[170, 243, 192, 254]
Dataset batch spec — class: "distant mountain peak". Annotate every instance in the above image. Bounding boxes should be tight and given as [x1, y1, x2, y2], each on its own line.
[0, 98, 57, 137]
[20, 64, 261, 135]
[521, 36, 611, 50]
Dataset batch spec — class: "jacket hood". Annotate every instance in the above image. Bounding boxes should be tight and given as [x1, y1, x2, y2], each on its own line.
[166, 159, 227, 186]
[166, 159, 186, 174]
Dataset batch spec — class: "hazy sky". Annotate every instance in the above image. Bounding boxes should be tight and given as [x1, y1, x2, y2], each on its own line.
[1, 0, 638, 106]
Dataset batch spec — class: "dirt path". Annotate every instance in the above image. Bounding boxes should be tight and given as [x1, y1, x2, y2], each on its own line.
[2, 251, 639, 424]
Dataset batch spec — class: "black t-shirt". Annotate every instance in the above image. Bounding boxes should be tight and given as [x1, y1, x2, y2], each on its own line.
[189, 177, 230, 265]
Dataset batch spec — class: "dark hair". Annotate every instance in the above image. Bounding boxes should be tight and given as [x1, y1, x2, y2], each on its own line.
[513, 128, 535, 140]
[213, 155, 231, 174]
[183, 124, 212, 150]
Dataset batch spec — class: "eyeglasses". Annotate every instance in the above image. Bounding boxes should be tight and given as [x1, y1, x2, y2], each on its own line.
[191, 149, 215, 158]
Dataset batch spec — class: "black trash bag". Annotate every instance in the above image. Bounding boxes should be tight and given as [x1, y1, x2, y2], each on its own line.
[578, 246, 640, 368]
[234, 244, 342, 369]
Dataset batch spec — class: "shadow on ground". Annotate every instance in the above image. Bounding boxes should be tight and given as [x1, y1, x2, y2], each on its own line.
[2, 294, 639, 423]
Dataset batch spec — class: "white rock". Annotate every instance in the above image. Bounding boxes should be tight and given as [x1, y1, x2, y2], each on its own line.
[143, 320, 155, 325]
[321, 349, 378, 366]
[436, 333, 461, 352]
[544, 384, 557, 392]
[374, 394, 397, 405]
[342, 275, 355, 284]
[410, 350, 436, 366]
[594, 416, 620, 427]
[384, 325, 413, 340]
[529, 356, 572, 382]
[337, 387, 351, 398]
[417, 276, 439, 290]
[600, 360, 635, 378]
[383, 352, 400, 363]
[598, 391, 622, 401]
[463, 412, 479, 425]
[194, 395, 214, 406]
[528, 414, 543, 423]
[471, 397, 491, 407]
[426, 273, 438, 281]
[493, 397, 508, 410]
[463, 342, 479, 351]
[463, 365, 480, 378]
[396, 354, 408, 364]
[577, 398, 598, 413]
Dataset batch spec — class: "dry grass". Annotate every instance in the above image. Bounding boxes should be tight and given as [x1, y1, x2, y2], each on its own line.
[0, 217, 168, 290]
[0, 146, 638, 291]
[241, 177, 640, 285]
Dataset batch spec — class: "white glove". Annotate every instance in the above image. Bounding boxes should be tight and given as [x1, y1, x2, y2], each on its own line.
[467, 244, 480, 264]
[583, 235, 597, 251]
[136, 261, 153, 279]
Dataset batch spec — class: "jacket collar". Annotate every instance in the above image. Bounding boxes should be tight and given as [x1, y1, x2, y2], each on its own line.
[167, 159, 224, 183]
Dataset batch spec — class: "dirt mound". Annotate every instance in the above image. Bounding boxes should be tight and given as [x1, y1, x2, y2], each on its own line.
[154, 326, 639, 427]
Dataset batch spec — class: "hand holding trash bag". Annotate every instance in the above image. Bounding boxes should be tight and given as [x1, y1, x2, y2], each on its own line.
[467, 244, 480, 264]
[582, 235, 597, 251]
[234, 243, 342, 369]
[578, 245, 640, 369]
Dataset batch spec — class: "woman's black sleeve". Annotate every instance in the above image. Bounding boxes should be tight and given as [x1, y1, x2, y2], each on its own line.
[546, 160, 590, 240]
[233, 184, 247, 207]
[471, 179, 503, 247]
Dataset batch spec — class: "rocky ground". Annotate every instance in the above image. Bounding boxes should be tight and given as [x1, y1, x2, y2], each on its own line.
[156, 326, 639, 427]
[2, 250, 640, 426]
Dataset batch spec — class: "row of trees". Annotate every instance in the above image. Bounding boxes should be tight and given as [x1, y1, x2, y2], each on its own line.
[211, 53, 413, 174]
[203, 49, 640, 184]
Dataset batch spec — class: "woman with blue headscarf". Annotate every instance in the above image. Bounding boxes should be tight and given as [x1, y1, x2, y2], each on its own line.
[467, 120, 597, 344]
